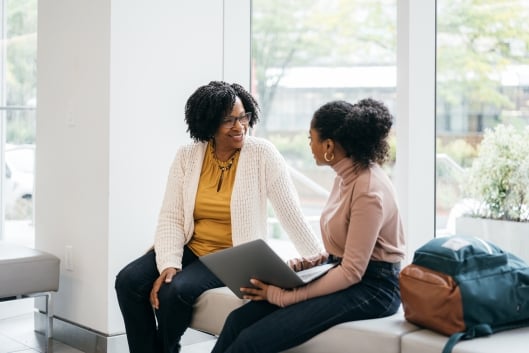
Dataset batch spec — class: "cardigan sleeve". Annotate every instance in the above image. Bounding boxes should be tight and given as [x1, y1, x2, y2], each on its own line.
[153, 147, 188, 272]
[262, 142, 323, 257]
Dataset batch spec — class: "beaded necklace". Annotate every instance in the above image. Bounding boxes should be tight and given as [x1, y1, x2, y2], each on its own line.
[211, 145, 240, 192]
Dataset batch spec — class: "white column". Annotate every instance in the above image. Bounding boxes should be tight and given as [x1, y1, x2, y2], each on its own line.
[395, 0, 436, 262]
[0, 0, 6, 237]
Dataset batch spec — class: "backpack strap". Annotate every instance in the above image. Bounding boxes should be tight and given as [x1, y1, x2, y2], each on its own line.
[442, 324, 493, 353]
[490, 317, 529, 334]
[443, 318, 529, 353]
[442, 332, 465, 353]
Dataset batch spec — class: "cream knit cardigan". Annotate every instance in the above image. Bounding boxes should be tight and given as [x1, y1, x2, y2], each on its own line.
[154, 136, 323, 272]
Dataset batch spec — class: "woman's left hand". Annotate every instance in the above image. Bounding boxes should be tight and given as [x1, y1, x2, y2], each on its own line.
[241, 279, 273, 301]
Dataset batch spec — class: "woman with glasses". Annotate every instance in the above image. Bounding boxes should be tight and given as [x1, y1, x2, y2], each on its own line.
[115, 81, 323, 353]
[212, 98, 405, 353]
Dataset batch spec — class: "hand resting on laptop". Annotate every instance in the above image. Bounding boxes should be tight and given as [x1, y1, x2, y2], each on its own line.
[288, 252, 330, 272]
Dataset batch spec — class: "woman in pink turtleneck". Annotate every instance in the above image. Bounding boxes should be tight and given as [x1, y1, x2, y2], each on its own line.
[212, 98, 406, 353]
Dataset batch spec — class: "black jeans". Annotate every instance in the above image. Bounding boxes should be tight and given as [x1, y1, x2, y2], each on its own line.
[212, 261, 401, 353]
[115, 247, 223, 353]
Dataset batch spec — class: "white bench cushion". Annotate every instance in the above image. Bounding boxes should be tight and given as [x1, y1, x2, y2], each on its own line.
[284, 310, 419, 353]
[0, 242, 60, 298]
[191, 287, 246, 335]
[401, 327, 529, 353]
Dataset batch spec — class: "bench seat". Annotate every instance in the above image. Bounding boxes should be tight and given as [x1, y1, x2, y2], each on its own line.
[0, 241, 60, 352]
[190, 287, 246, 335]
[0, 242, 60, 298]
[284, 310, 419, 353]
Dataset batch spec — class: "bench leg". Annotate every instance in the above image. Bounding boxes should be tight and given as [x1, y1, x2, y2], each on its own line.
[44, 292, 53, 352]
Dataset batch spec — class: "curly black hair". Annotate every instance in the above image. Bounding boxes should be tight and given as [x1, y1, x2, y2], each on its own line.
[184, 81, 260, 141]
[311, 98, 393, 168]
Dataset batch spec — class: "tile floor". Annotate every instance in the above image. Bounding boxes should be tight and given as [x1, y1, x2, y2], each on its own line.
[0, 312, 217, 353]
[0, 313, 81, 353]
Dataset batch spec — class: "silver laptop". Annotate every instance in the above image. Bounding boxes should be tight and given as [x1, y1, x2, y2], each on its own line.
[200, 239, 338, 299]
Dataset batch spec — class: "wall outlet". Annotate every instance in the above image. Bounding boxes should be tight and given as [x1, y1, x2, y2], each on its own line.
[65, 245, 74, 271]
[66, 111, 75, 127]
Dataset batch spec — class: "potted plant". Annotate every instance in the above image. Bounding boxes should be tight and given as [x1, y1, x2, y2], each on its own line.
[455, 124, 529, 261]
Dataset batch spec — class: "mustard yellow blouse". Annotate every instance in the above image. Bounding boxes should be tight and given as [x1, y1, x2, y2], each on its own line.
[187, 142, 239, 256]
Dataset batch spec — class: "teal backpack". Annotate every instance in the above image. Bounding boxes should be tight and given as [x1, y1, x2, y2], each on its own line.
[399, 235, 529, 353]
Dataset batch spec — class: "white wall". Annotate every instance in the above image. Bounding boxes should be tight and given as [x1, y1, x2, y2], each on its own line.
[36, 0, 229, 336]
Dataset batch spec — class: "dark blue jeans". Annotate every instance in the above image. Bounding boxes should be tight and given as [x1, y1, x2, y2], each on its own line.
[212, 261, 401, 353]
[115, 246, 223, 353]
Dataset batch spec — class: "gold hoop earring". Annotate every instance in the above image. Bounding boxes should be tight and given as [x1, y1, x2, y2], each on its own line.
[324, 152, 335, 162]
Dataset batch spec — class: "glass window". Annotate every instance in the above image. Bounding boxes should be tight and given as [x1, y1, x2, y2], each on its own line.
[251, 0, 397, 246]
[1, 0, 37, 245]
[436, 1, 529, 249]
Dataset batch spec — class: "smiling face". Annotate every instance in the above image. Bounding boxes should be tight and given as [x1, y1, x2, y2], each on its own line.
[213, 96, 248, 155]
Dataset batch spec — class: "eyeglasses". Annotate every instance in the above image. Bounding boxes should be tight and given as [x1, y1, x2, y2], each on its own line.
[221, 112, 252, 129]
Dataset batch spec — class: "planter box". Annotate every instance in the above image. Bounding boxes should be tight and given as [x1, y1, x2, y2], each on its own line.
[455, 216, 529, 263]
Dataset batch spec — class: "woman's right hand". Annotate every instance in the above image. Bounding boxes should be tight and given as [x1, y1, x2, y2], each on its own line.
[150, 267, 179, 309]
[287, 252, 329, 272]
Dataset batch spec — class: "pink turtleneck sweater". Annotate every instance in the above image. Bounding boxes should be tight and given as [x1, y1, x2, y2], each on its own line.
[267, 157, 406, 307]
